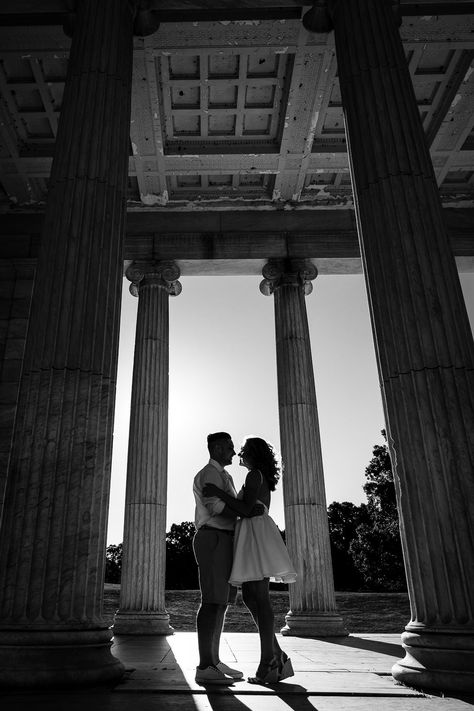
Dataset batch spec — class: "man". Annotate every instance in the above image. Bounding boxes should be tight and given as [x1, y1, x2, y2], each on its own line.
[192, 432, 243, 685]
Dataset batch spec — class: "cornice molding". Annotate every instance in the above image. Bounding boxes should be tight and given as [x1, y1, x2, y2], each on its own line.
[1, 0, 473, 25]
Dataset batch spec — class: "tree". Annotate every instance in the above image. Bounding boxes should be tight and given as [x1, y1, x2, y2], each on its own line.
[327, 501, 367, 590]
[349, 431, 406, 591]
[104, 522, 199, 589]
[165, 521, 199, 589]
[105, 543, 122, 584]
[363, 430, 398, 515]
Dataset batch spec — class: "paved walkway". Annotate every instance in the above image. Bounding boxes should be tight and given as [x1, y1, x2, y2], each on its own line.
[1, 632, 473, 710]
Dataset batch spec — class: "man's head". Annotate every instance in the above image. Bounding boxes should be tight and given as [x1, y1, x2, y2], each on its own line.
[207, 432, 235, 466]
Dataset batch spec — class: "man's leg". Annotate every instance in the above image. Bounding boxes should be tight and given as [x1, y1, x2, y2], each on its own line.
[210, 603, 227, 664]
[193, 529, 241, 678]
[196, 602, 226, 669]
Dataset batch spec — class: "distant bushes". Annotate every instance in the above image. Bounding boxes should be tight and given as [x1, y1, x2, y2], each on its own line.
[165, 521, 199, 589]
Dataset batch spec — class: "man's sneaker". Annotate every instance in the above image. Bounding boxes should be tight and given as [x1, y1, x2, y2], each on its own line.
[216, 661, 244, 679]
[195, 665, 234, 685]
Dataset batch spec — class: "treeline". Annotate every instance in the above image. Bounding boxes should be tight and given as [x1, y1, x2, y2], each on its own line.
[105, 522, 199, 588]
[106, 432, 406, 592]
[328, 433, 405, 591]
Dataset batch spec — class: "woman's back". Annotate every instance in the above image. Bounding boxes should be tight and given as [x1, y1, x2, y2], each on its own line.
[255, 470, 271, 509]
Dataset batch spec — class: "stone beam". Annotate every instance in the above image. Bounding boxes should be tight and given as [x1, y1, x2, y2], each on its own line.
[0, 208, 473, 274]
[0, 208, 473, 273]
[1, 1, 474, 21]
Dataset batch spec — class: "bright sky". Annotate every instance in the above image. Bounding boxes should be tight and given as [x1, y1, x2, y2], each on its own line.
[107, 269, 474, 545]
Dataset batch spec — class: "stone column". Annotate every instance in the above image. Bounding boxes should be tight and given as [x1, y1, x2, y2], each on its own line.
[304, 0, 474, 692]
[114, 261, 181, 635]
[0, 259, 35, 527]
[260, 258, 347, 637]
[0, 0, 137, 688]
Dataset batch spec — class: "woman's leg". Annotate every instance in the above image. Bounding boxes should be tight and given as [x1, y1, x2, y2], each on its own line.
[242, 582, 283, 659]
[241, 585, 259, 628]
[242, 579, 276, 670]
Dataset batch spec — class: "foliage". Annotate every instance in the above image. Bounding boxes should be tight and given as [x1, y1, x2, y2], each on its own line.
[348, 430, 406, 591]
[349, 518, 406, 591]
[327, 501, 367, 590]
[105, 523, 198, 588]
[165, 521, 199, 589]
[362, 430, 398, 514]
[105, 543, 122, 584]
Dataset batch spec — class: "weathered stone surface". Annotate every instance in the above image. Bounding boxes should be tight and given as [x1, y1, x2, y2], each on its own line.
[0, 0, 135, 688]
[327, 0, 474, 693]
[261, 258, 347, 637]
[0, 260, 34, 527]
[114, 261, 181, 635]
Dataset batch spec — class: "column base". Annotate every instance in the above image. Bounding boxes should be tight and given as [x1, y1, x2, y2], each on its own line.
[114, 610, 174, 635]
[0, 627, 124, 688]
[392, 629, 474, 694]
[281, 611, 348, 637]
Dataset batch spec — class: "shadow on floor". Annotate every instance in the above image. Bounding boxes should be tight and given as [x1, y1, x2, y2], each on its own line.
[323, 635, 403, 657]
[206, 684, 316, 711]
[0, 692, 208, 711]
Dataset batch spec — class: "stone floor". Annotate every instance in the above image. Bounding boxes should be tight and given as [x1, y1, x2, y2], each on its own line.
[1, 632, 473, 711]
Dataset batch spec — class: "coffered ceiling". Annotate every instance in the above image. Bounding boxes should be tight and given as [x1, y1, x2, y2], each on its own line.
[0, 1, 473, 214]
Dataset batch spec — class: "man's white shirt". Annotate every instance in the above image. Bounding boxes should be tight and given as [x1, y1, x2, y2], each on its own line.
[193, 458, 237, 530]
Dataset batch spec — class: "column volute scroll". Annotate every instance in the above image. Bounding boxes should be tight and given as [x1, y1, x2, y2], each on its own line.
[260, 258, 318, 297]
[302, 0, 401, 34]
[126, 261, 182, 298]
[63, 0, 160, 38]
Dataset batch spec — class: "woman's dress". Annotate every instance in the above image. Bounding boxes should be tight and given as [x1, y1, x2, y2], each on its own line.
[229, 501, 297, 586]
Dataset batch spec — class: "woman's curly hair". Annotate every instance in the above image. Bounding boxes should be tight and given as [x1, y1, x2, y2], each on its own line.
[241, 437, 281, 491]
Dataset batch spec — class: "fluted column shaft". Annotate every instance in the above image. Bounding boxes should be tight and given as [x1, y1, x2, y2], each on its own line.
[0, 0, 135, 687]
[322, 0, 474, 692]
[261, 259, 346, 637]
[114, 261, 181, 635]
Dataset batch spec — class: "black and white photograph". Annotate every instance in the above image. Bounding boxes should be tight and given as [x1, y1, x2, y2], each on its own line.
[0, 1, 473, 709]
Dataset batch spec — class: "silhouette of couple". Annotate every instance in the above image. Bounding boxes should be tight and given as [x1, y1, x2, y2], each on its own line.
[193, 432, 296, 685]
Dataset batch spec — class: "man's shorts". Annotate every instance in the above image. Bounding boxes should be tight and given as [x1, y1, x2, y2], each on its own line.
[193, 527, 237, 605]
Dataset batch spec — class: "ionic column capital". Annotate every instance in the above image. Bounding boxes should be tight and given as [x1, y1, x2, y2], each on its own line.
[132, 0, 161, 37]
[302, 0, 334, 33]
[126, 261, 182, 297]
[63, 0, 160, 38]
[260, 259, 318, 297]
[302, 0, 401, 34]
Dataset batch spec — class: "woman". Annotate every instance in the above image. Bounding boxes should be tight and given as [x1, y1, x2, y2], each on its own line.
[203, 436, 296, 684]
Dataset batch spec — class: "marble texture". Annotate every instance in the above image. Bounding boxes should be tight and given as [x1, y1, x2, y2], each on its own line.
[0, 260, 34, 525]
[261, 258, 347, 637]
[326, 0, 474, 693]
[114, 261, 181, 635]
[0, 0, 135, 687]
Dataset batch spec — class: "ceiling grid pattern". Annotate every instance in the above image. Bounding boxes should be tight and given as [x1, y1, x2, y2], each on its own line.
[0, 13, 473, 210]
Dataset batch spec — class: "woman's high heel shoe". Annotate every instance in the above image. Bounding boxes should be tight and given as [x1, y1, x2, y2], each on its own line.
[247, 657, 279, 685]
[278, 652, 294, 681]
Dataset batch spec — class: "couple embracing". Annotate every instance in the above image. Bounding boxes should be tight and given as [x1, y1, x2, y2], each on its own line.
[192, 432, 297, 685]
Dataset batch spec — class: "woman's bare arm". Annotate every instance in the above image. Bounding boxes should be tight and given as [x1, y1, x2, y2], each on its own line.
[203, 469, 263, 517]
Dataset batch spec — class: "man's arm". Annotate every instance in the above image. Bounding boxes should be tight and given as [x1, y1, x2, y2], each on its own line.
[221, 505, 238, 520]
[197, 468, 235, 518]
[203, 470, 263, 517]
